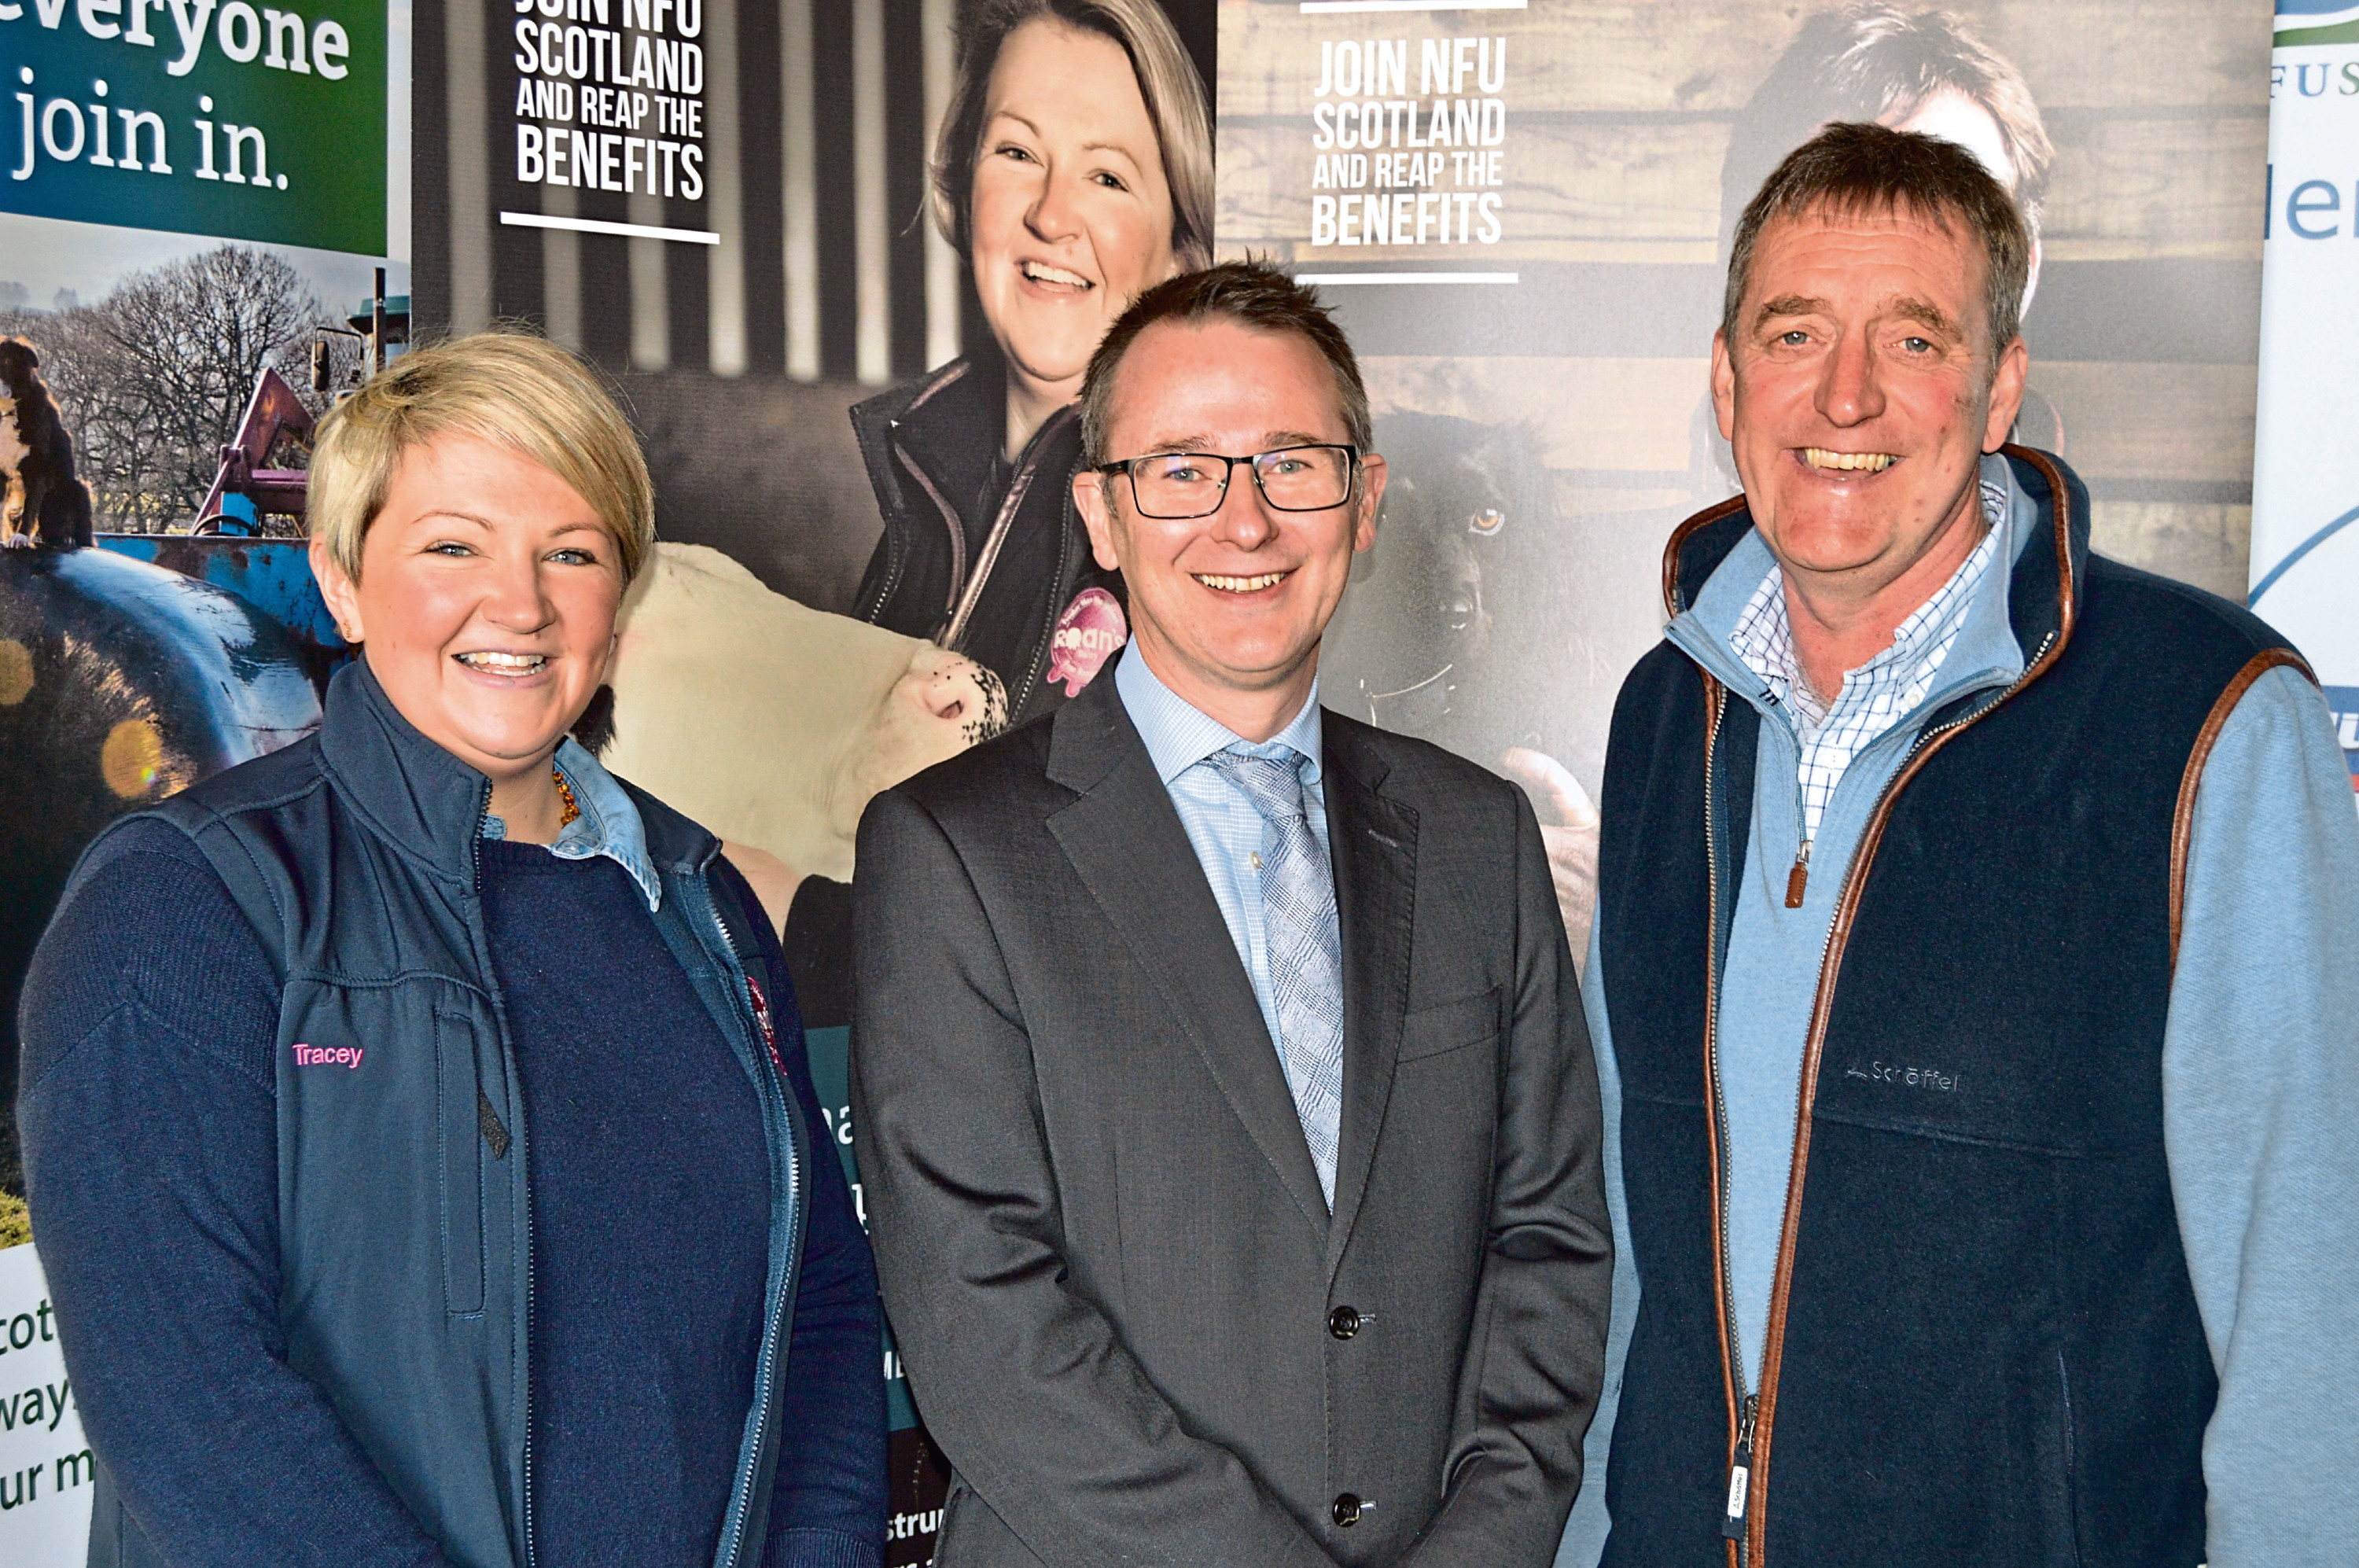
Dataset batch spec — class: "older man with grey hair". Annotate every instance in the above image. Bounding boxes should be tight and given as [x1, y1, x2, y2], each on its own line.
[1571, 122, 2359, 1567]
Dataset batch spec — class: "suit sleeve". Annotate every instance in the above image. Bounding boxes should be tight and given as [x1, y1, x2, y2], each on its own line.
[1399, 793, 1615, 1568]
[849, 788, 1341, 1568]
[2161, 664, 2359, 1568]
[1555, 916, 1640, 1568]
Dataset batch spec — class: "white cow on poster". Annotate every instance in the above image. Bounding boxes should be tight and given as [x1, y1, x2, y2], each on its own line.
[601, 543, 1007, 922]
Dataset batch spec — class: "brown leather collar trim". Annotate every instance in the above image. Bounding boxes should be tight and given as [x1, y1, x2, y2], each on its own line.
[892, 444, 969, 623]
[1661, 495, 1750, 620]
[901, 355, 972, 414]
[1741, 446, 2081, 1564]
[2000, 444, 2078, 642]
[2169, 647, 2318, 966]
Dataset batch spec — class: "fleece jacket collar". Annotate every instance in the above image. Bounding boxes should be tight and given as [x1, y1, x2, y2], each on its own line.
[1658, 447, 2088, 727]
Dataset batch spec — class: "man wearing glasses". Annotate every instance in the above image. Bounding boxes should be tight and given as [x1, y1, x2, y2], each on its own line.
[849, 261, 1612, 1567]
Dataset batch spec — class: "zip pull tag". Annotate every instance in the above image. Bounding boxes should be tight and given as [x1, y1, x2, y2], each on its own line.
[1784, 844, 1812, 908]
[1723, 1395, 1759, 1540]
[745, 974, 787, 1076]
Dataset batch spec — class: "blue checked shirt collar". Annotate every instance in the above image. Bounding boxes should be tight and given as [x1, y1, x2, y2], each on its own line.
[479, 737, 664, 911]
[1719, 468, 2013, 841]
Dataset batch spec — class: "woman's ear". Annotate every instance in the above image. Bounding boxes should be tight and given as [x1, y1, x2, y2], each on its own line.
[309, 532, 366, 644]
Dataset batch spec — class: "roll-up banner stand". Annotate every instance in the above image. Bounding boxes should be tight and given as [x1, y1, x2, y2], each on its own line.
[2, 0, 408, 1549]
[2254, 0, 2359, 803]
[0, 1, 2325, 1564]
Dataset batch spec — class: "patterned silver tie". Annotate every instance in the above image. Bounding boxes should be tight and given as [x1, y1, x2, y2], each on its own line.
[1208, 746, 1345, 1209]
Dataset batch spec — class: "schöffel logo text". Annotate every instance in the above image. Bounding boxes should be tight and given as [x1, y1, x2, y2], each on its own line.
[292, 1043, 365, 1069]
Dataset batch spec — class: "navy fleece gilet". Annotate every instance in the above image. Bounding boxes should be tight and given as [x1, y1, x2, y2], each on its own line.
[1595, 450, 2287, 1566]
[18, 823, 886, 1566]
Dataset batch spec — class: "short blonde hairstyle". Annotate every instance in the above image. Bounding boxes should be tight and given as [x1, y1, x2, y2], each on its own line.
[308, 331, 656, 584]
[931, 0, 1213, 274]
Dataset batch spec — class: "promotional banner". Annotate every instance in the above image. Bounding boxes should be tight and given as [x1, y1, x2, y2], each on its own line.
[414, 2, 1215, 1555]
[6, 0, 388, 252]
[2, 0, 407, 538]
[2, 0, 404, 1555]
[0, 1242, 87, 1558]
[2253, 0, 2359, 797]
[1220, 0, 2273, 883]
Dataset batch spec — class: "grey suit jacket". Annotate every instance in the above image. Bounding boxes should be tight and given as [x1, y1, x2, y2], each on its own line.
[850, 661, 1611, 1568]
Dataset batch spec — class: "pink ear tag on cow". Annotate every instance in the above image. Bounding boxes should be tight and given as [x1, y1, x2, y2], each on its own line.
[1047, 587, 1127, 698]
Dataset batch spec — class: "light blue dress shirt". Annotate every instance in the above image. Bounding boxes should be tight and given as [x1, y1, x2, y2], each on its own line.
[479, 736, 663, 911]
[1113, 647, 1333, 1066]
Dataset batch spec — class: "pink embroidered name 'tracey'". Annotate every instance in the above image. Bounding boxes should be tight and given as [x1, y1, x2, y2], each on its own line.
[293, 1043, 365, 1070]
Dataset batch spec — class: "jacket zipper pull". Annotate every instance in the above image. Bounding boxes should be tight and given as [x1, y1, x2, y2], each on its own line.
[1723, 1393, 1759, 1541]
[1784, 842, 1811, 908]
[745, 974, 786, 1076]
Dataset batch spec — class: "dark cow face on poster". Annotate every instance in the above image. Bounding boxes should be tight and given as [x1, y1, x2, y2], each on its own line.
[1319, 412, 1544, 750]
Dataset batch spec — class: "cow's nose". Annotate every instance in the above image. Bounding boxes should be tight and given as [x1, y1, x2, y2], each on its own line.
[901, 648, 1007, 736]
[913, 668, 973, 722]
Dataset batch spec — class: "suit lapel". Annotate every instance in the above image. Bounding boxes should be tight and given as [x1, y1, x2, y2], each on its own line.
[1045, 674, 1331, 1235]
[1320, 717, 1417, 1273]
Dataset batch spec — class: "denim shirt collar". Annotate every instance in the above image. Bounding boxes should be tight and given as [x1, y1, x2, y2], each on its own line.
[480, 738, 664, 911]
[1669, 451, 2037, 724]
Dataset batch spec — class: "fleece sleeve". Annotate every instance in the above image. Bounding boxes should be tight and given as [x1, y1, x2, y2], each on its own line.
[2161, 663, 2359, 1568]
[710, 858, 887, 1568]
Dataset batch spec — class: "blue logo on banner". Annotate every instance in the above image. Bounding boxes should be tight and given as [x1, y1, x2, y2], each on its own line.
[2251, 500, 2359, 609]
[2276, 1, 2359, 45]
[2326, 686, 2359, 793]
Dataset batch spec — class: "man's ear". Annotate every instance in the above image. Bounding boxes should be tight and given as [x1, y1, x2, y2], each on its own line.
[1982, 335, 2030, 454]
[310, 532, 366, 643]
[1352, 453, 1386, 553]
[1073, 469, 1123, 572]
[1710, 329, 1738, 443]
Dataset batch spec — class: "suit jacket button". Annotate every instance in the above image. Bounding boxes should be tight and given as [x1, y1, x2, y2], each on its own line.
[1327, 1305, 1360, 1340]
[1332, 1493, 1362, 1527]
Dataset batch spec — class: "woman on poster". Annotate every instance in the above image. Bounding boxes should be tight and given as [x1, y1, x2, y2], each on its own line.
[17, 334, 885, 1568]
[851, 0, 1212, 727]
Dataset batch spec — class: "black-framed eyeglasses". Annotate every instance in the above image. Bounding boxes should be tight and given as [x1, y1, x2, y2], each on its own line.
[1095, 444, 1358, 520]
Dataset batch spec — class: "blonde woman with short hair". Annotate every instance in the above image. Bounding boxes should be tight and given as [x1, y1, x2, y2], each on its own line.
[18, 332, 887, 1568]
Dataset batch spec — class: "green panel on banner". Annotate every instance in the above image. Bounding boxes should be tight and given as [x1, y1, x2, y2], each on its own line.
[2, 0, 386, 254]
[804, 1025, 919, 1434]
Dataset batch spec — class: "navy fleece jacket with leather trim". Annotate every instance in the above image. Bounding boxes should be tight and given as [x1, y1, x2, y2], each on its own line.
[1560, 456, 2359, 1568]
[16, 822, 884, 1568]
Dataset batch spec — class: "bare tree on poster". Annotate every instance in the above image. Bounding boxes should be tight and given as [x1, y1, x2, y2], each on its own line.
[0, 246, 348, 532]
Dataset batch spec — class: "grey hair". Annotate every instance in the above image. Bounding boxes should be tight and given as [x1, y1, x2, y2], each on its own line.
[1722, 121, 2033, 359]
